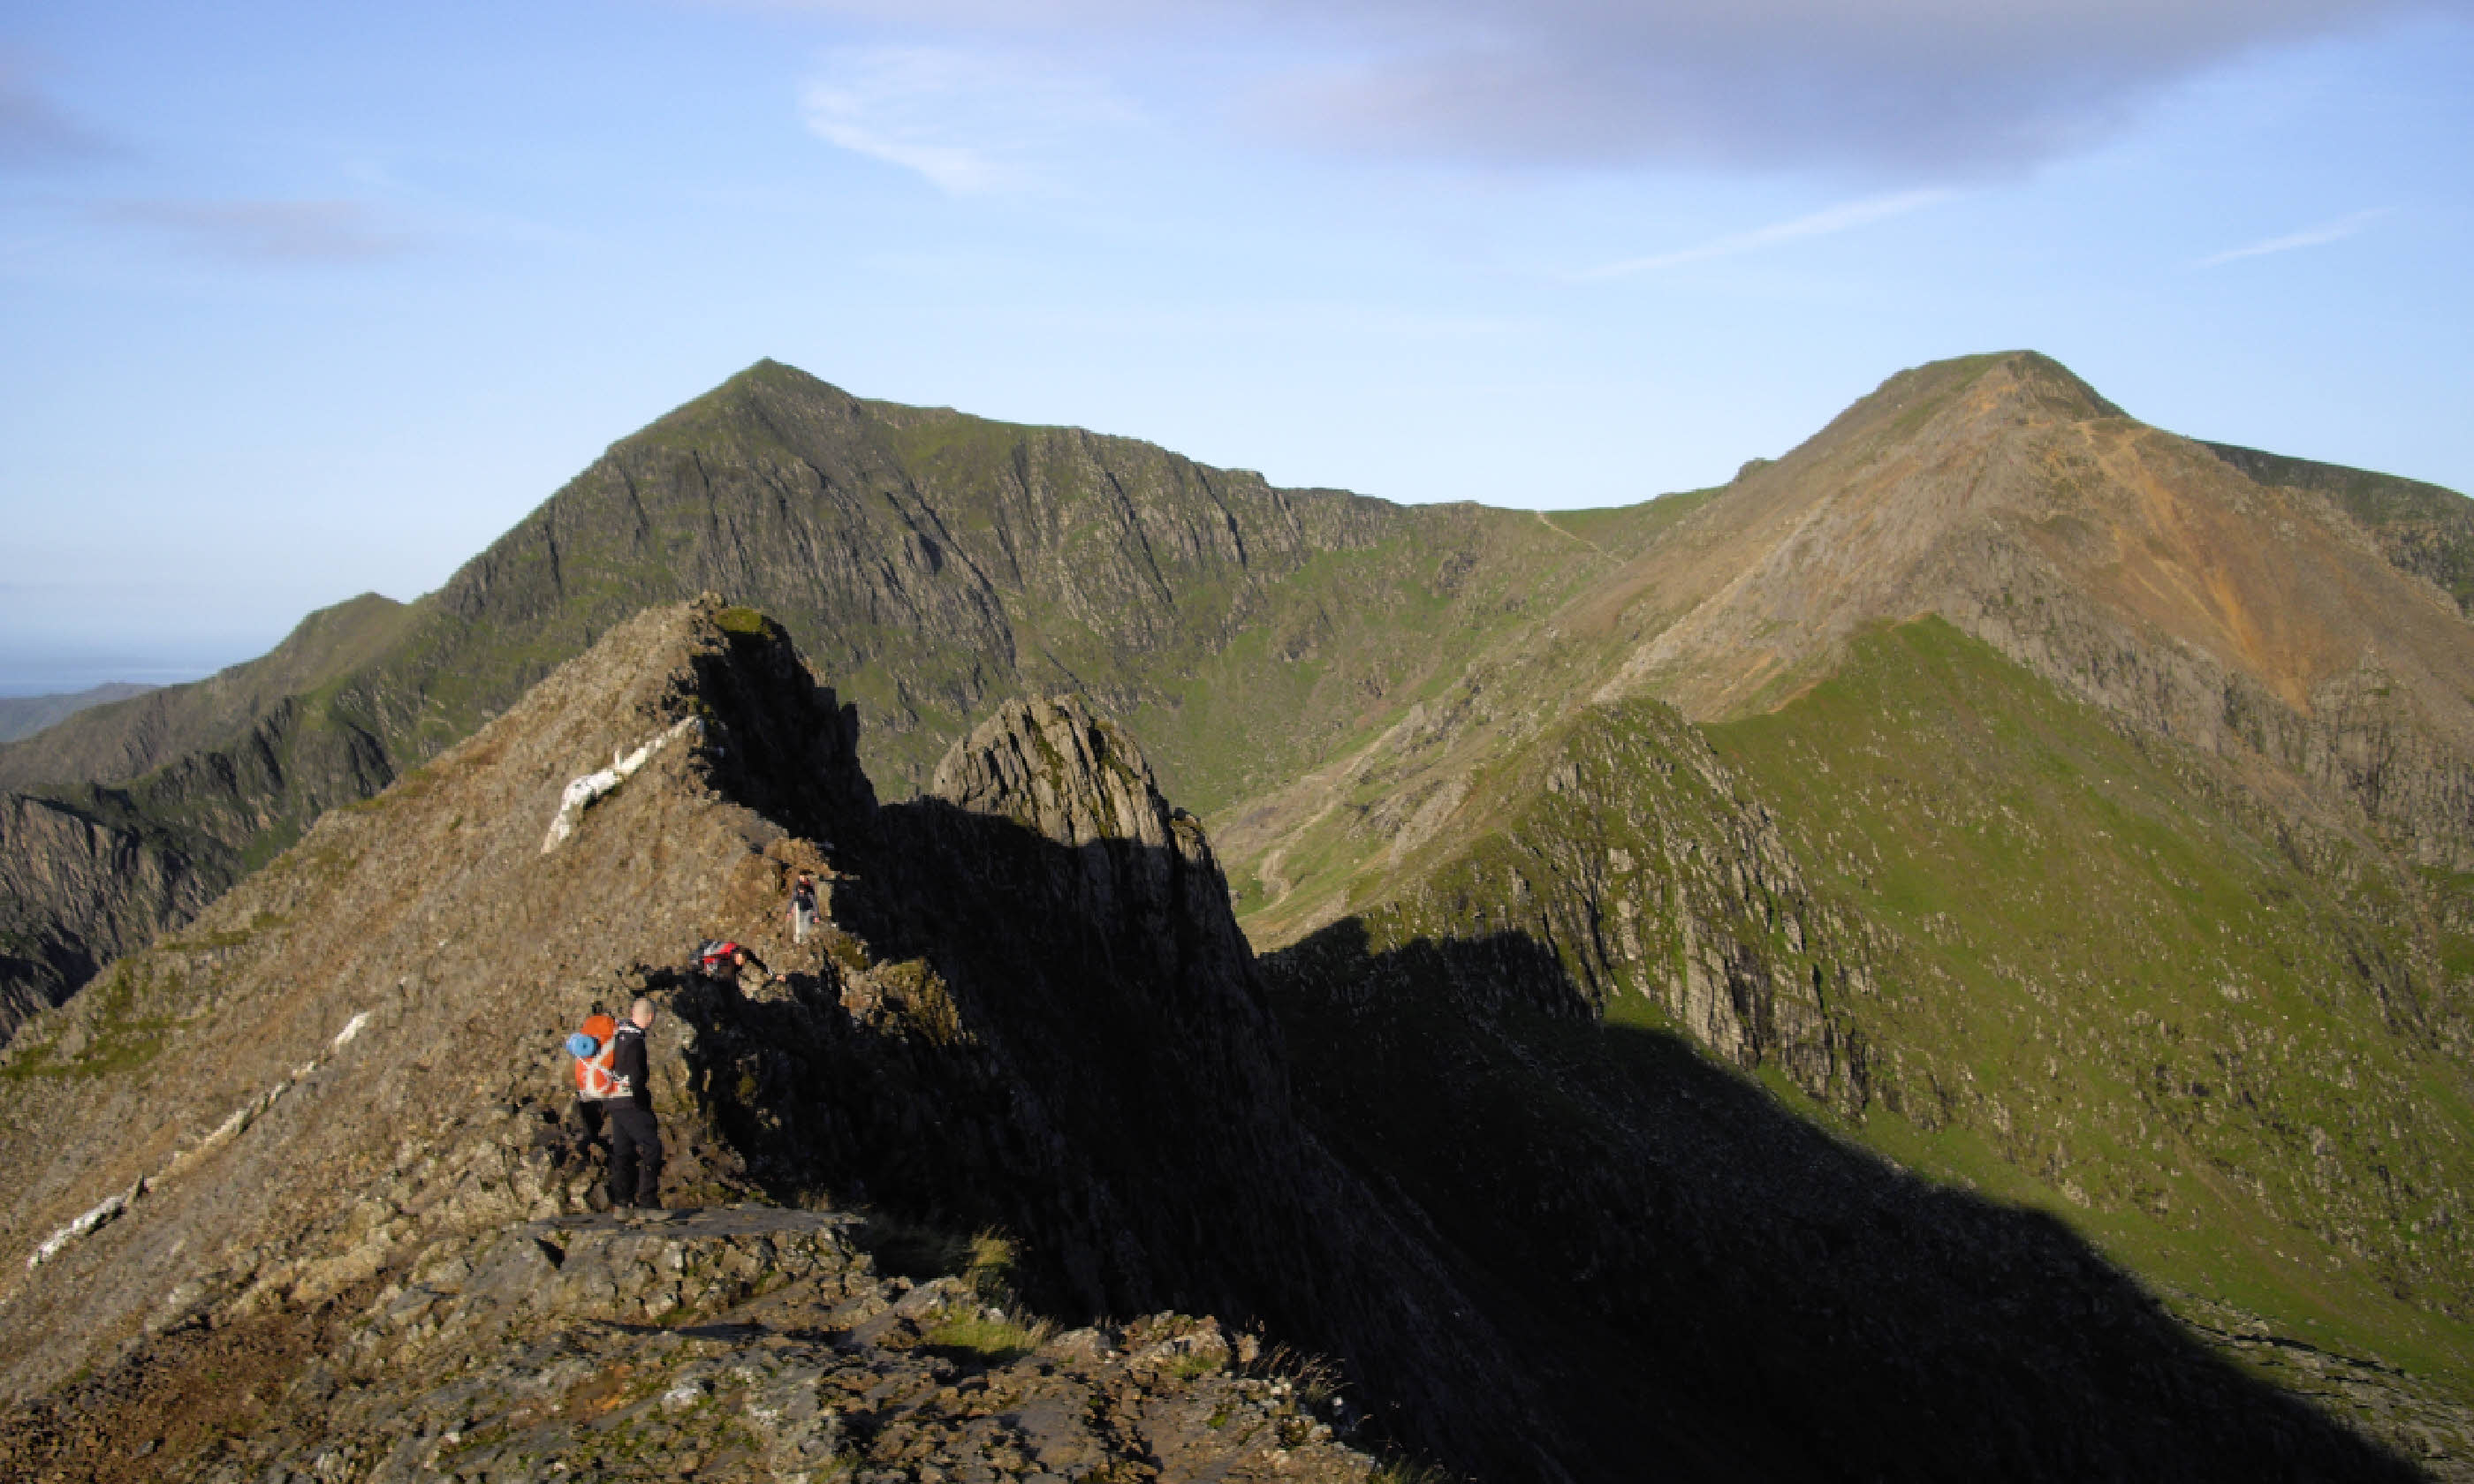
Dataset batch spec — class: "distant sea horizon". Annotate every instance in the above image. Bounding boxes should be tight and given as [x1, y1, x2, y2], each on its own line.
[0, 667, 216, 700]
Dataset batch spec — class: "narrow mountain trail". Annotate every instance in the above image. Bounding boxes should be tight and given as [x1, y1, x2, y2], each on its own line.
[1535, 509, 1616, 561]
[1256, 844, 1291, 905]
[1227, 713, 1436, 930]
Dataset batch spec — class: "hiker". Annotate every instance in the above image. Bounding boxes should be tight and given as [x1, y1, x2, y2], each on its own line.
[790, 872, 818, 943]
[605, 996, 664, 1210]
[702, 939, 781, 987]
[731, 943, 785, 995]
[570, 1005, 623, 1146]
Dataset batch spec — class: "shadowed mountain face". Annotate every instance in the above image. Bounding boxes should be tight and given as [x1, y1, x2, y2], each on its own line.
[0, 605, 2420, 1482]
[1268, 921, 2423, 1482]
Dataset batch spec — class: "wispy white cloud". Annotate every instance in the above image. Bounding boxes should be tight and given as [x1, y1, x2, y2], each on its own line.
[94, 200, 414, 264]
[2195, 207, 2388, 266]
[755, 0, 2459, 178]
[800, 45, 1134, 195]
[1576, 189, 1955, 280]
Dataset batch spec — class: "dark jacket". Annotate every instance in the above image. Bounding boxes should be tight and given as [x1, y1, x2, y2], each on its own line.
[609, 1021, 654, 1112]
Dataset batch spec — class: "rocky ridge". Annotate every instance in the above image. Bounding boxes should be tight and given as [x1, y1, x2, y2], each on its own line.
[0, 600, 1514, 1480]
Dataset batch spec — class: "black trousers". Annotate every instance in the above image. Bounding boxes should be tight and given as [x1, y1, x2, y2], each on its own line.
[606, 1102, 664, 1208]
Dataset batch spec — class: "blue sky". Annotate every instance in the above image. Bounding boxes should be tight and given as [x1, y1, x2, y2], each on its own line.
[3, 0, 2470, 692]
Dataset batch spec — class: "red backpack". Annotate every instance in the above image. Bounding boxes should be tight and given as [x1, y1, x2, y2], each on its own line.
[571, 1011, 627, 1100]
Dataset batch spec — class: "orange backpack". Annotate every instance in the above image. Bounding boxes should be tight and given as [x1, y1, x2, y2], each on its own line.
[571, 1011, 627, 1100]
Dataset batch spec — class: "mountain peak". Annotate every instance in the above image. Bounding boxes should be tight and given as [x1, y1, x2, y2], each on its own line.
[1815, 350, 2127, 455]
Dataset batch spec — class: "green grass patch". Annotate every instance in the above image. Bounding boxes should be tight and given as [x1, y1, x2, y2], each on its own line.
[713, 604, 769, 637]
[923, 1313, 1051, 1364]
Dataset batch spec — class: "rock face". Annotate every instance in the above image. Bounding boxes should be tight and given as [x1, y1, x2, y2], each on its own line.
[1310, 697, 1878, 1112]
[701, 691, 1578, 1477]
[0, 598, 874, 1404]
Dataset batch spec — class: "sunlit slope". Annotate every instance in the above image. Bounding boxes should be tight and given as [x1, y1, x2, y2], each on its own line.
[1711, 623, 2474, 1340]
[1590, 352, 2474, 866]
[1224, 351, 2474, 957]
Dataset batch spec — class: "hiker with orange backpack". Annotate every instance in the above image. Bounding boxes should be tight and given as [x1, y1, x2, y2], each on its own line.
[568, 1006, 623, 1145]
[567, 997, 664, 1209]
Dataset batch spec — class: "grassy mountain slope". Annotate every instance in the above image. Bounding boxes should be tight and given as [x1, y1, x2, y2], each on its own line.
[1711, 624, 2474, 1344]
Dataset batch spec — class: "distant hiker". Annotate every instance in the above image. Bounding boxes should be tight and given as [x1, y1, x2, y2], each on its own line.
[790, 872, 818, 943]
[697, 937, 785, 993]
[605, 996, 664, 1210]
[731, 943, 786, 996]
[567, 1005, 624, 1146]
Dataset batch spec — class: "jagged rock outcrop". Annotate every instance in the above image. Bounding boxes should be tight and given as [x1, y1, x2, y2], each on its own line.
[926, 696, 1255, 1007]
[1302, 696, 1877, 1112]
[0, 605, 1522, 1480]
[0, 598, 875, 1404]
